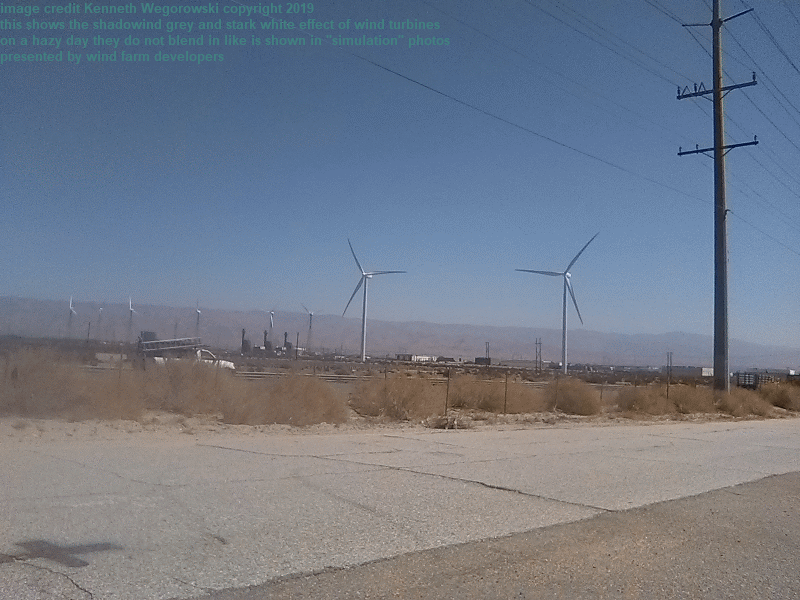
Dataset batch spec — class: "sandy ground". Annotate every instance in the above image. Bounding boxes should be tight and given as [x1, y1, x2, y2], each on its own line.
[2, 406, 794, 445]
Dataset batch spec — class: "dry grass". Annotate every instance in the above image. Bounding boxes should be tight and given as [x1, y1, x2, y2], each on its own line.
[759, 383, 800, 411]
[617, 383, 775, 417]
[544, 378, 603, 415]
[616, 385, 674, 415]
[1, 348, 145, 421]
[448, 375, 504, 412]
[718, 387, 773, 417]
[0, 349, 346, 427]
[221, 374, 347, 426]
[504, 382, 553, 414]
[351, 376, 554, 421]
[350, 376, 444, 421]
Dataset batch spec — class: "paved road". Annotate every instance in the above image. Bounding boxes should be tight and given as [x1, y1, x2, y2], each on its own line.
[2, 419, 799, 599]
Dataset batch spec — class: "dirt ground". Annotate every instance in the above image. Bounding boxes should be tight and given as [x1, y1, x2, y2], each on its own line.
[2, 405, 795, 446]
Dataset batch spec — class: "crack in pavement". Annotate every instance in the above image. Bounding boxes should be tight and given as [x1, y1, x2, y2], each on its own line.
[8, 561, 94, 599]
[198, 437, 613, 513]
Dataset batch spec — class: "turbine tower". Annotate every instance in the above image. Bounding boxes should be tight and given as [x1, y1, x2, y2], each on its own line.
[517, 233, 598, 374]
[302, 304, 314, 354]
[127, 297, 137, 344]
[67, 296, 77, 338]
[268, 311, 275, 346]
[343, 239, 406, 362]
[195, 300, 201, 338]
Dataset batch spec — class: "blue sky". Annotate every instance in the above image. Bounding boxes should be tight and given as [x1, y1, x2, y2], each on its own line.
[2, 0, 799, 349]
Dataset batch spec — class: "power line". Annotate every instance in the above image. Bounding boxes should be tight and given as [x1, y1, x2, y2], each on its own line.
[777, 0, 800, 28]
[520, 0, 681, 86]
[415, 0, 694, 148]
[730, 211, 800, 258]
[348, 51, 708, 207]
[742, 1, 800, 78]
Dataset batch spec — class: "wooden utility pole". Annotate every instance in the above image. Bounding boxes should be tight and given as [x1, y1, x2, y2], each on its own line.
[678, 0, 757, 392]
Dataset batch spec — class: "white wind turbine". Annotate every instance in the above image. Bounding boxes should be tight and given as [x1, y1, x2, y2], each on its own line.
[127, 297, 137, 343]
[67, 296, 77, 338]
[301, 304, 314, 354]
[268, 310, 275, 346]
[516, 233, 599, 375]
[343, 239, 406, 362]
[195, 300, 201, 338]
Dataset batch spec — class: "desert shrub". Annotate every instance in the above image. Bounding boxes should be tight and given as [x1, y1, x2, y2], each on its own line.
[447, 375, 504, 412]
[1, 349, 346, 426]
[0, 348, 145, 421]
[544, 378, 602, 415]
[759, 383, 800, 411]
[616, 385, 675, 415]
[671, 385, 716, 414]
[504, 383, 553, 413]
[718, 387, 773, 417]
[350, 377, 444, 421]
[221, 374, 346, 426]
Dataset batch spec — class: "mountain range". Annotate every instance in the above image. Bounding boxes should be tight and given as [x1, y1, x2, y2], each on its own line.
[1, 296, 797, 370]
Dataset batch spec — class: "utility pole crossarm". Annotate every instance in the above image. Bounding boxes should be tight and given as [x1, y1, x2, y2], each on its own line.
[678, 137, 758, 156]
[677, 74, 757, 100]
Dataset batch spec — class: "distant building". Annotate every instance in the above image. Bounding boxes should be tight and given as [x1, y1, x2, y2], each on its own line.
[395, 353, 438, 363]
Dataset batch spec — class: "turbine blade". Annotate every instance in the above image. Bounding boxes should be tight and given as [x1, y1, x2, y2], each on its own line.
[348, 239, 365, 275]
[566, 278, 584, 325]
[369, 270, 407, 275]
[565, 232, 599, 273]
[343, 277, 364, 316]
[301, 303, 310, 314]
[516, 269, 562, 276]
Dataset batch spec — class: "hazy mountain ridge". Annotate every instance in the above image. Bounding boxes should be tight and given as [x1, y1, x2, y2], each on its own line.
[1, 296, 797, 370]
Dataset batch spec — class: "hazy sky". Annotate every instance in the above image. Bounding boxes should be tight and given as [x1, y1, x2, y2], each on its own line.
[2, 0, 799, 348]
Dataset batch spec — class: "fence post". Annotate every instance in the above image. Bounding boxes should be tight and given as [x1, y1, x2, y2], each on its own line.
[554, 374, 560, 412]
[445, 367, 451, 415]
[504, 370, 509, 414]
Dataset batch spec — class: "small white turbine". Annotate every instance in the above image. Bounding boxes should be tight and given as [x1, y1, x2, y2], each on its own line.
[268, 311, 275, 346]
[127, 297, 137, 343]
[67, 296, 77, 338]
[195, 300, 201, 337]
[516, 233, 599, 374]
[342, 239, 406, 363]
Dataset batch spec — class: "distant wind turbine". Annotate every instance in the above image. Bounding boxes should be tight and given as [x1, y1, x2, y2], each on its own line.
[97, 306, 103, 340]
[516, 233, 599, 374]
[343, 239, 406, 362]
[268, 310, 275, 346]
[67, 296, 77, 338]
[127, 297, 137, 343]
[302, 304, 314, 353]
[195, 300, 201, 338]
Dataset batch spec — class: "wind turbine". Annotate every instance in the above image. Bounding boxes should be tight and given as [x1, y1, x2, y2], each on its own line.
[343, 239, 406, 362]
[516, 233, 599, 374]
[67, 296, 77, 338]
[195, 300, 201, 338]
[301, 304, 314, 354]
[97, 306, 103, 341]
[127, 297, 137, 343]
[268, 310, 275, 346]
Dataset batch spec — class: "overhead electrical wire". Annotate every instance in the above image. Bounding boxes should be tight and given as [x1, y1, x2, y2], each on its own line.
[519, 0, 682, 87]
[414, 0, 694, 148]
[278, 0, 800, 257]
[741, 1, 800, 78]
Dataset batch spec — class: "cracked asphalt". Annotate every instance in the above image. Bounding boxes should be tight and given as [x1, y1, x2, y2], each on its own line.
[2, 419, 800, 599]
